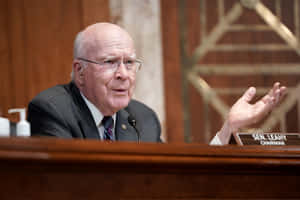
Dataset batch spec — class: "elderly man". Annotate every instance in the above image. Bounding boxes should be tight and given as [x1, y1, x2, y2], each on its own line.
[28, 23, 286, 144]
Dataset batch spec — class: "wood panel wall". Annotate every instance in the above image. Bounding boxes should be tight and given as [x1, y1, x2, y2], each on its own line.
[0, 0, 110, 121]
[160, 0, 185, 143]
[161, 0, 300, 143]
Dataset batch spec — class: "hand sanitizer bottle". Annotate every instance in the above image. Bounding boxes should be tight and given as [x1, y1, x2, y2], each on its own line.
[0, 116, 10, 137]
[8, 108, 30, 137]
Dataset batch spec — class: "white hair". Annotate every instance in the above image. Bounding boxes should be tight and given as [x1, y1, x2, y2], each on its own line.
[70, 30, 90, 80]
[73, 30, 85, 58]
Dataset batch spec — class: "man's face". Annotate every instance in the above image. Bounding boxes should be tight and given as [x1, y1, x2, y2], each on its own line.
[75, 30, 137, 116]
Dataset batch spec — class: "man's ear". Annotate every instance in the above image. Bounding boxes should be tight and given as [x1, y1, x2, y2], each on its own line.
[73, 61, 85, 86]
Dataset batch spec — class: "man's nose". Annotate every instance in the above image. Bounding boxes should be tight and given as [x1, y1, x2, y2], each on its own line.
[115, 62, 129, 78]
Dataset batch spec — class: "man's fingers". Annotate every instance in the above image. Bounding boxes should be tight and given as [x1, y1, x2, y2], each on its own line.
[270, 83, 287, 105]
[267, 82, 279, 98]
[259, 83, 287, 111]
[279, 86, 287, 99]
[272, 86, 287, 106]
[241, 87, 256, 102]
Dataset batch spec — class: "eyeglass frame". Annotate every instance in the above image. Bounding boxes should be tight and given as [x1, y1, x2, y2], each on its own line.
[76, 57, 142, 74]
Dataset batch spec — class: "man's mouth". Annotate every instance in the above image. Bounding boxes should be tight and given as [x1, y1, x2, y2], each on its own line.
[112, 88, 128, 95]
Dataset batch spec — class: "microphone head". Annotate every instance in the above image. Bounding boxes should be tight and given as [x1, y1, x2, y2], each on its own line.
[127, 115, 136, 127]
[127, 114, 140, 142]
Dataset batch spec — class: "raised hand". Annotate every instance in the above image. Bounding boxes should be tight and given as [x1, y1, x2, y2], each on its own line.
[216, 82, 287, 144]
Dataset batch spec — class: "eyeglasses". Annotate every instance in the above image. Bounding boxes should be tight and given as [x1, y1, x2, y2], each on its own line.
[77, 57, 142, 74]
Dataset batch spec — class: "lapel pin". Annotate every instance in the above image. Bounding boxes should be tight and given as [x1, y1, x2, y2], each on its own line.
[121, 124, 127, 130]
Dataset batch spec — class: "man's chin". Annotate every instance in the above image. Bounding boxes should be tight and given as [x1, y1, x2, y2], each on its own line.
[110, 98, 130, 111]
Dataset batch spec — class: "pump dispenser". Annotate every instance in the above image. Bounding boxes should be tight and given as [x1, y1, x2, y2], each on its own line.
[8, 108, 30, 137]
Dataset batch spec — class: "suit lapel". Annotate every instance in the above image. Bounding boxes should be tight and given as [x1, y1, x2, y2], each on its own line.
[68, 82, 138, 141]
[115, 109, 139, 142]
[69, 82, 100, 139]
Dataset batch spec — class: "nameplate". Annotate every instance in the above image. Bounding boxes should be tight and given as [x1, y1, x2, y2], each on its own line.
[233, 133, 300, 146]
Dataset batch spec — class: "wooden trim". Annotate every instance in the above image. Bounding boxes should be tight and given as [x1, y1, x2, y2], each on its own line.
[161, 0, 185, 143]
[0, 138, 300, 199]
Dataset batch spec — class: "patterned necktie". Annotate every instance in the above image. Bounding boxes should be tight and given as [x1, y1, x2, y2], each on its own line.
[102, 116, 114, 140]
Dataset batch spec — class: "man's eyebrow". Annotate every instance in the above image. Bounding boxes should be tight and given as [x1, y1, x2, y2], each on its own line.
[93, 55, 116, 61]
[102, 56, 117, 60]
[129, 53, 137, 57]
[99, 54, 137, 60]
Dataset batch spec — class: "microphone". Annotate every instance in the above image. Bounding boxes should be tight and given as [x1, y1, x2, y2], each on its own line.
[128, 115, 140, 143]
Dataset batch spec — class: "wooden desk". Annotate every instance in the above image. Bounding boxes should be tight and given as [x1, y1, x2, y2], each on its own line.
[0, 137, 299, 199]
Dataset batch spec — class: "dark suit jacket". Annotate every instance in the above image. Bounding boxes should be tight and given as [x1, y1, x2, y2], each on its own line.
[28, 82, 161, 142]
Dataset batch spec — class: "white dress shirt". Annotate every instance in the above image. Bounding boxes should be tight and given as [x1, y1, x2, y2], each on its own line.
[209, 134, 222, 145]
[81, 93, 116, 140]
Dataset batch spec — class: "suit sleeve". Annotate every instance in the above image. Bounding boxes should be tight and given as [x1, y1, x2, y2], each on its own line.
[126, 100, 163, 143]
[28, 99, 73, 138]
[151, 108, 163, 143]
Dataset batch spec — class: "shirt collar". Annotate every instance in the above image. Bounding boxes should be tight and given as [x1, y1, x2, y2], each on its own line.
[80, 93, 116, 126]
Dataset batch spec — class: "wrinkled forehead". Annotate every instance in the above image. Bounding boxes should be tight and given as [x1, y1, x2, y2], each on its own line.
[84, 26, 136, 59]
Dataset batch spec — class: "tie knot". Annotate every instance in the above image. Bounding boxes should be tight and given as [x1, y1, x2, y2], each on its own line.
[102, 116, 114, 129]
